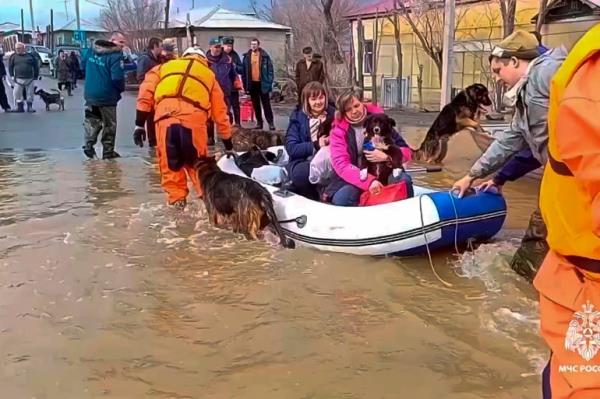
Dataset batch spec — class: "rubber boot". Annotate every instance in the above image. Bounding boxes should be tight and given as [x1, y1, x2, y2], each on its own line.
[10, 102, 25, 113]
[26, 102, 35, 113]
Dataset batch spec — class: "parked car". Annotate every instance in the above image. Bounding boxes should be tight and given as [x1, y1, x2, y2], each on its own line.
[26, 45, 52, 66]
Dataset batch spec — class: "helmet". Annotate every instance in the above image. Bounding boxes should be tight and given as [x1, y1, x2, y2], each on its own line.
[183, 46, 206, 58]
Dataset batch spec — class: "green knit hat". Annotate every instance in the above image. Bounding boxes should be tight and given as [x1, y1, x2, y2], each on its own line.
[491, 30, 541, 60]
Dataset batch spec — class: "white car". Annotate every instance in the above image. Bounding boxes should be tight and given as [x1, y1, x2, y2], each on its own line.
[26, 45, 52, 66]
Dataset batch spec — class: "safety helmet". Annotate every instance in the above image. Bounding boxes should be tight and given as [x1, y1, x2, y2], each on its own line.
[182, 46, 206, 58]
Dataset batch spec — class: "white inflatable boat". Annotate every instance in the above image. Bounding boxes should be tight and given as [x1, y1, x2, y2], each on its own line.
[217, 149, 507, 256]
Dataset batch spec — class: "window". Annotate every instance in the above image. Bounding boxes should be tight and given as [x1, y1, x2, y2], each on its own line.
[363, 40, 374, 74]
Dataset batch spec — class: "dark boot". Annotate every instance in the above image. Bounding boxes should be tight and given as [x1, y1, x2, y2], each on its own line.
[83, 147, 97, 159]
[102, 151, 121, 160]
[26, 102, 35, 113]
[10, 102, 25, 113]
[268, 122, 276, 131]
[509, 208, 549, 282]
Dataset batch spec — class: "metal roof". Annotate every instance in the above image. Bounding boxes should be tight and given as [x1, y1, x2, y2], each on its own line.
[170, 6, 291, 31]
[56, 19, 108, 32]
[0, 22, 22, 33]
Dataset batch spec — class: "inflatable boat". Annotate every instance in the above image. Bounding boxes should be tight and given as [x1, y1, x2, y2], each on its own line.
[217, 148, 507, 256]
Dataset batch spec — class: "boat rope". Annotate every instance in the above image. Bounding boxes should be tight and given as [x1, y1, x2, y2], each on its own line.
[278, 215, 307, 229]
[419, 193, 453, 288]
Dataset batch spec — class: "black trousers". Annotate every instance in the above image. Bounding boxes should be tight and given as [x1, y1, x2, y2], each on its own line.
[229, 90, 241, 125]
[0, 79, 10, 110]
[249, 81, 273, 125]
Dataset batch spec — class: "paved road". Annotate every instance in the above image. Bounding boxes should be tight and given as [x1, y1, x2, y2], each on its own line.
[0, 77, 292, 154]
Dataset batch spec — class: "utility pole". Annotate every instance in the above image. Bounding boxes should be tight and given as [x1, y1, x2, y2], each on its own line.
[29, 0, 36, 43]
[75, 0, 81, 31]
[21, 9, 25, 41]
[50, 9, 54, 52]
[165, 0, 171, 31]
[440, 0, 455, 108]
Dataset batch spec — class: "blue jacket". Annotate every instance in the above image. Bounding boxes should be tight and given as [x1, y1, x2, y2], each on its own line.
[206, 51, 236, 97]
[285, 104, 336, 171]
[242, 48, 274, 94]
[227, 49, 244, 76]
[493, 147, 542, 186]
[82, 40, 124, 106]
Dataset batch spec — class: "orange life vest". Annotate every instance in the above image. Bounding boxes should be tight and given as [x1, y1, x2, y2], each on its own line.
[540, 23, 600, 274]
[153, 56, 215, 111]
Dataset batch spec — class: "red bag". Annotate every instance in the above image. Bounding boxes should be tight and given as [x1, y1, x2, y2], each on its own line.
[359, 181, 408, 206]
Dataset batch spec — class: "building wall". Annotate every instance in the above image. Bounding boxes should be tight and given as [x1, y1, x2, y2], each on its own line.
[350, 0, 542, 109]
[542, 17, 600, 50]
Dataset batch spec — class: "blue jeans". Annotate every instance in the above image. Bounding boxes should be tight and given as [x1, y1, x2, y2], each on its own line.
[289, 160, 318, 200]
[331, 170, 414, 207]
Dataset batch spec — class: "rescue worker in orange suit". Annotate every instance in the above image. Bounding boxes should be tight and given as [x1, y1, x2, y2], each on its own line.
[536, 24, 600, 399]
[134, 47, 233, 209]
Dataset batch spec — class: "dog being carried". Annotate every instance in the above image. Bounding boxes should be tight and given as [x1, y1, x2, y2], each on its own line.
[195, 156, 292, 248]
[413, 83, 492, 164]
[359, 114, 405, 185]
[35, 88, 65, 111]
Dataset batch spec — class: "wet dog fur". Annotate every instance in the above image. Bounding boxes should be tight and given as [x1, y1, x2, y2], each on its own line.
[232, 127, 283, 152]
[195, 156, 292, 247]
[35, 88, 65, 111]
[413, 83, 492, 164]
[360, 114, 404, 185]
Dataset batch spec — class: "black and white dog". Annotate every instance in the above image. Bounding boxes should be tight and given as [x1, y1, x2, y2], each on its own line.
[35, 89, 65, 111]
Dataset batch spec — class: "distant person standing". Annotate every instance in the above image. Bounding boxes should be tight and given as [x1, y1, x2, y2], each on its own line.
[295, 46, 326, 103]
[8, 42, 39, 113]
[81, 32, 126, 160]
[136, 37, 163, 148]
[69, 51, 80, 89]
[0, 50, 11, 112]
[56, 50, 73, 96]
[242, 38, 275, 131]
[206, 37, 237, 145]
[222, 36, 243, 127]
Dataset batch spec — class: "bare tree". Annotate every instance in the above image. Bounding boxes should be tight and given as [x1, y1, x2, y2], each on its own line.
[399, 1, 467, 85]
[535, 0, 551, 33]
[98, 0, 164, 51]
[498, 0, 516, 37]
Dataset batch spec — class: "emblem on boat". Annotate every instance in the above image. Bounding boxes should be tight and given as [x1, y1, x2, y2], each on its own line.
[565, 301, 600, 361]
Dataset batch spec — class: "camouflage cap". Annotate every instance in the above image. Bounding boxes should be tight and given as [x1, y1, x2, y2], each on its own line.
[491, 30, 540, 60]
[162, 41, 176, 53]
[222, 36, 234, 45]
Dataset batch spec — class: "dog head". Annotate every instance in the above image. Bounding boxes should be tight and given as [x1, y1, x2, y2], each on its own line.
[363, 113, 396, 142]
[318, 116, 334, 138]
[35, 88, 49, 97]
[464, 83, 492, 108]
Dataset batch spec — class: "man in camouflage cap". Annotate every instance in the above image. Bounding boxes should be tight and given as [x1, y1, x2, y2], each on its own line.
[452, 30, 567, 282]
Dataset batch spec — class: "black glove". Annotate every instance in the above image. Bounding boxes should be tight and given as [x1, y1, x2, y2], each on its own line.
[135, 109, 150, 128]
[133, 126, 146, 147]
[222, 138, 233, 151]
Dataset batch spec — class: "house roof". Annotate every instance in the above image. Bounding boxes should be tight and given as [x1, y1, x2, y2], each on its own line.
[345, 0, 484, 19]
[170, 6, 291, 31]
[0, 22, 22, 33]
[532, 0, 600, 22]
[56, 19, 107, 32]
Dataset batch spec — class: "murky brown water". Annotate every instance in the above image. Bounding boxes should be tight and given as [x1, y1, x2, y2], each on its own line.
[1, 127, 546, 398]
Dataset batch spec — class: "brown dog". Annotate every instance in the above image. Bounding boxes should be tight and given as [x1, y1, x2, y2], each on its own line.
[195, 156, 292, 247]
[412, 83, 492, 164]
[231, 127, 284, 152]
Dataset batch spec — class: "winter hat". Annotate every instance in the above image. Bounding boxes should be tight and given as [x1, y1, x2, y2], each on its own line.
[491, 30, 540, 60]
[222, 37, 234, 45]
[162, 41, 176, 53]
[209, 37, 221, 46]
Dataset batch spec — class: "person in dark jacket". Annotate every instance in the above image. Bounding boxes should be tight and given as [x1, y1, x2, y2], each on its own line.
[136, 37, 163, 147]
[0, 56, 10, 111]
[206, 37, 237, 146]
[56, 50, 72, 96]
[8, 42, 40, 113]
[69, 51, 80, 88]
[295, 46, 326, 104]
[81, 32, 125, 160]
[285, 82, 335, 200]
[222, 36, 243, 126]
[242, 38, 275, 131]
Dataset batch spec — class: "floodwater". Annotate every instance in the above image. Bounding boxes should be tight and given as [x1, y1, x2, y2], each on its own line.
[0, 125, 545, 398]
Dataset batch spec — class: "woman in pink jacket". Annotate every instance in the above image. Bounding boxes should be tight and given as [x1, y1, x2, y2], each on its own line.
[324, 90, 413, 206]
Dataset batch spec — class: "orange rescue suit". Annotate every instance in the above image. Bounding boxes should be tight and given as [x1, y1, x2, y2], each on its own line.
[137, 56, 232, 204]
[535, 23, 600, 399]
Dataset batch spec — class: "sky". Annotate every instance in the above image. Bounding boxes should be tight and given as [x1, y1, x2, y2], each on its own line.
[0, 0, 261, 31]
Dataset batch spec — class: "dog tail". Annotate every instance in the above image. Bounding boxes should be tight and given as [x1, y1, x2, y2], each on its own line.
[260, 192, 294, 249]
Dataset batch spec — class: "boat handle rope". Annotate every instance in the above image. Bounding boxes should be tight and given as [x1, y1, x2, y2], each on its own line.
[278, 215, 307, 229]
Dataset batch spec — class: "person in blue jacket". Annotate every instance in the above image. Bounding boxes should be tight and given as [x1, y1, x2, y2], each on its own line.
[222, 36, 243, 126]
[285, 81, 335, 200]
[242, 38, 275, 131]
[81, 32, 126, 160]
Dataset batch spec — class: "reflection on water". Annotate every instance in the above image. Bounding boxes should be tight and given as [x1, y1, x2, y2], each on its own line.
[0, 148, 545, 398]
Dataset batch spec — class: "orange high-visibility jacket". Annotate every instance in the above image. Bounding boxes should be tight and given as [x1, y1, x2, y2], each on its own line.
[136, 55, 232, 140]
[540, 23, 600, 273]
